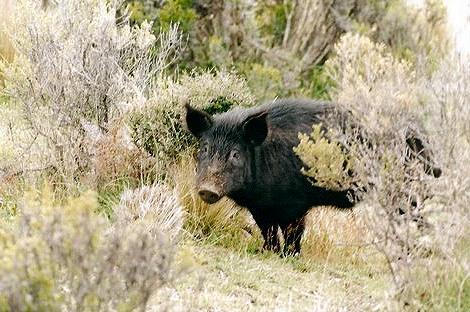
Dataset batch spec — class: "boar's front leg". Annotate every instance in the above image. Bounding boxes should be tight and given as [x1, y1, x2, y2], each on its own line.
[280, 217, 305, 256]
[251, 211, 280, 252]
[260, 223, 280, 252]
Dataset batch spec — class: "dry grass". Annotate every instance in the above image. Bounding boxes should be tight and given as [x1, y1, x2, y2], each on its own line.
[147, 241, 388, 312]
[170, 156, 261, 252]
[301, 206, 370, 264]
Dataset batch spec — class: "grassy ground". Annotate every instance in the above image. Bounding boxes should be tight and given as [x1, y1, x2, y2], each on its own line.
[151, 238, 389, 311]
[150, 176, 469, 312]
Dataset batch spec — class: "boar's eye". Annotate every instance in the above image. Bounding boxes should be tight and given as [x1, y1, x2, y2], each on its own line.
[200, 144, 209, 155]
[229, 149, 241, 163]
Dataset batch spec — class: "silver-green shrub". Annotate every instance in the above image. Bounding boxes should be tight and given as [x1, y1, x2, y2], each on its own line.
[0, 186, 181, 311]
[296, 33, 469, 308]
[114, 184, 183, 242]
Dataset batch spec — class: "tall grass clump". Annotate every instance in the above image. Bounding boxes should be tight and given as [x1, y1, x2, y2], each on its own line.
[0, 185, 182, 311]
[0, 0, 182, 189]
[296, 33, 469, 309]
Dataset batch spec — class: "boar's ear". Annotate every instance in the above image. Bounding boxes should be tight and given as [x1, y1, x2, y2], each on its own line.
[185, 103, 213, 138]
[242, 110, 268, 146]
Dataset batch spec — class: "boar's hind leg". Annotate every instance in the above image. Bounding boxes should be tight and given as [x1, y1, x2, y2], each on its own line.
[281, 217, 305, 256]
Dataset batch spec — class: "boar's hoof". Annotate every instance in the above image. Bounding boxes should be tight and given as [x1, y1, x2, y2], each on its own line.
[198, 189, 221, 204]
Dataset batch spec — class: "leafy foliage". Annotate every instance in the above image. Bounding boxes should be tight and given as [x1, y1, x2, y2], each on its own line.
[159, 0, 197, 33]
[294, 124, 354, 191]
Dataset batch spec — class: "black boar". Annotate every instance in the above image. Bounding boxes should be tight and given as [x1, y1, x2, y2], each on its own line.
[185, 99, 440, 255]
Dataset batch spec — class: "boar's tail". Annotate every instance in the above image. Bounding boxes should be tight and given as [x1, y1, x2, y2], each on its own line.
[313, 187, 356, 209]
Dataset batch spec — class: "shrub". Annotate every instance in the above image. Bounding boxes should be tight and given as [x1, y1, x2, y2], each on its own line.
[323, 34, 435, 286]
[255, 1, 289, 46]
[365, 0, 449, 65]
[114, 183, 183, 242]
[244, 63, 285, 101]
[125, 0, 159, 29]
[0, 0, 15, 87]
[205, 35, 233, 68]
[299, 32, 470, 308]
[0, 0, 182, 188]
[159, 0, 197, 33]
[81, 120, 154, 188]
[294, 124, 354, 192]
[300, 65, 332, 100]
[128, 70, 255, 167]
[0, 186, 179, 311]
[119, 1, 449, 101]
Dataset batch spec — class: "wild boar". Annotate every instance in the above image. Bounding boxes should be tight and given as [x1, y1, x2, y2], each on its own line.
[185, 99, 440, 255]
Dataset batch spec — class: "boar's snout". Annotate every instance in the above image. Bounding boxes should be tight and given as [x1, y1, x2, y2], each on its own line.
[198, 187, 222, 204]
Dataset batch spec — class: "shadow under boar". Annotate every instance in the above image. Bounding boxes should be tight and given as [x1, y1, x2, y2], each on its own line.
[185, 99, 440, 255]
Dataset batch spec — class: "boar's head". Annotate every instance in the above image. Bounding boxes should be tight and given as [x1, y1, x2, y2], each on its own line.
[185, 104, 268, 204]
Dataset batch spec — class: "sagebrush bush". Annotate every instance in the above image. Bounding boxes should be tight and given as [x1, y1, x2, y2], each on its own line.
[325, 33, 437, 285]
[297, 32, 469, 308]
[0, 0, 15, 87]
[408, 54, 470, 310]
[114, 184, 183, 242]
[0, 0, 182, 188]
[0, 186, 178, 311]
